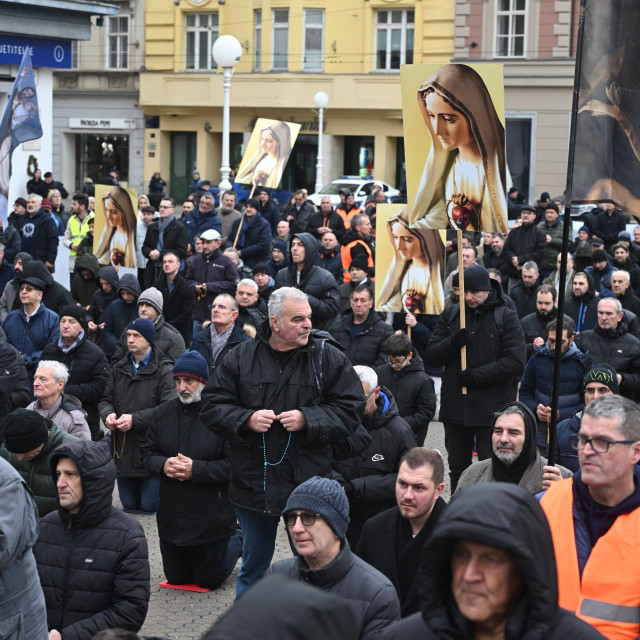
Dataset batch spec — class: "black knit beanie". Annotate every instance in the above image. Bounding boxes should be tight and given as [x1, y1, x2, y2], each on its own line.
[3, 409, 50, 453]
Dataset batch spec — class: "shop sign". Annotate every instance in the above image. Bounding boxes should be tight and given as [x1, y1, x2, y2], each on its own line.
[0, 34, 71, 69]
[69, 118, 137, 130]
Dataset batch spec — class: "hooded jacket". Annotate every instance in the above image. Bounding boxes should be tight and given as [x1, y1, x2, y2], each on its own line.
[328, 309, 394, 368]
[0, 458, 49, 640]
[34, 440, 149, 639]
[268, 543, 400, 640]
[426, 279, 526, 427]
[576, 321, 640, 399]
[520, 341, 592, 447]
[202, 574, 359, 640]
[70, 253, 100, 307]
[87, 266, 119, 327]
[99, 348, 177, 477]
[13, 259, 73, 315]
[333, 388, 416, 547]
[102, 273, 141, 356]
[376, 350, 437, 444]
[142, 397, 236, 546]
[380, 483, 606, 640]
[456, 402, 572, 494]
[275, 232, 340, 330]
[0, 423, 79, 516]
[564, 272, 598, 332]
[201, 324, 364, 515]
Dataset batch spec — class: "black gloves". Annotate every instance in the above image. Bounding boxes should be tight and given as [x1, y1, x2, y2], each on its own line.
[451, 328, 469, 349]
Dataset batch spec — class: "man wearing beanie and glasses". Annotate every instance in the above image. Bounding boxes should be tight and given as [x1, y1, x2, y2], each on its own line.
[111, 286, 185, 364]
[426, 264, 526, 493]
[100, 317, 176, 514]
[267, 476, 399, 638]
[142, 350, 242, 589]
[0, 408, 79, 516]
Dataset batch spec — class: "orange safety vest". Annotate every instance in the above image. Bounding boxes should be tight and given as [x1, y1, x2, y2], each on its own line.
[340, 238, 374, 283]
[540, 478, 640, 640]
[336, 206, 362, 230]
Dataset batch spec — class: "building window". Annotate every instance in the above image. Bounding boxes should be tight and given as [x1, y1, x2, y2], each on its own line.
[71, 40, 79, 69]
[303, 9, 324, 72]
[375, 9, 414, 71]
[272, 9, 289, 71]
[186, 12, 219, 70]
[495, 0, 526, 58]
[107, 15, 129, 70]
[254, 10, 262, 71]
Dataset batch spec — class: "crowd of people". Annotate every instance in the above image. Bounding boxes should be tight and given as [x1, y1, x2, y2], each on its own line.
[0, 177, 639, 640]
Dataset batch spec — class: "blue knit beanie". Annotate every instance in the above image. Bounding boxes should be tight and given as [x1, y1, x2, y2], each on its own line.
[127, 318, 156, 345]
[284, 477, 349, 540]
[173, 350, 210, 383]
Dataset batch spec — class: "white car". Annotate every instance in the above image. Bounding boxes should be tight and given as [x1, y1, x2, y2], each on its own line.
[308, 178, 401, 207]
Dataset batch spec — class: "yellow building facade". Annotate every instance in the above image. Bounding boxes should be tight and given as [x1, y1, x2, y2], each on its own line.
[141, 0, 454, 199]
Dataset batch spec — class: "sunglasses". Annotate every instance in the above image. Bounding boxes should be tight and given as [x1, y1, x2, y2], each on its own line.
[283, 512, 318, 527]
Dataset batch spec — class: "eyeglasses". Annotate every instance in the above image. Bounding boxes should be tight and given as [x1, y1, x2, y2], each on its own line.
[570, 434, 637, 454]
[385, 355, 408, 368]
[19, 284, 37, 292]
[283, 512, 318, 527]
[159, 205, 174, 209]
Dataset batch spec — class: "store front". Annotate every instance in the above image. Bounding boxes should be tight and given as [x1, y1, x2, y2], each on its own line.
[75, 131, 130, 185]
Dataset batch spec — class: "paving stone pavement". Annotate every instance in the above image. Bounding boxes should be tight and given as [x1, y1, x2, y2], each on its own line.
[132, 421, 448, 640]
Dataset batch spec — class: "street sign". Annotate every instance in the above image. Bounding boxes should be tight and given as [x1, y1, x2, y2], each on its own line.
[0, 34, 72, 69]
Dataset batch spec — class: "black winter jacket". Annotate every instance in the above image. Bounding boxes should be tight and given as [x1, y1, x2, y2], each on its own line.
[520, 309, 565, 358]
[309, 208, 347, 241]
[99, 349, 177, 477]
[152, 272, 194, 340]
[329, 310, 394, 368]
[41, 334, 110, 440]
[87, 266, 119, 326]
[380, 483, 605, 640]
[282, 200, 316, 236]
[510, 282, 539, 319]
[503, 222, 546, 276]
[0, 340, 23, 440]
[576, 321, 640, 399]
[426, 280, 526, 427]
[33, 440, 150, 639]
[229, 213, 273, 268]
[142, 217, 188, 283]
[333, 389, 416, 547]
[275, 233, 340, 330]
[376, 350, 436, 443]
[268, 543, 400, 640]
[190, 321, 251, 374]
[356, 498, 447, 617]
[71, 253, 100, 307]
[142, 398, 236, 546]
[19, 209, 58, 267]
[100, 273, 140, 357]
[201, 325, 364, 515]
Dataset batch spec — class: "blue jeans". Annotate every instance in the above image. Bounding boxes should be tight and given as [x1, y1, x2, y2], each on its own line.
[235, 508, 281, 598]
[117, 476, 160, 514]
[191, 320, 204, 344]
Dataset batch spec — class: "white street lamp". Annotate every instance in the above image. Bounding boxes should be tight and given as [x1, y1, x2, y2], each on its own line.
[213, 35, 242, 191]
[314, 91, 329, 194]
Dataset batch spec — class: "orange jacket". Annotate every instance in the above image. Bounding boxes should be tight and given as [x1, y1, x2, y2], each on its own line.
[541, 478, 640, 640]
[336, 205, 362, 230]
[340, 238, 374, 283]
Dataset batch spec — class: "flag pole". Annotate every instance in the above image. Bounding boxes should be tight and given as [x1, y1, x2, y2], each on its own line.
[547, 0, 587, 467]
[457, 230, 467, 395]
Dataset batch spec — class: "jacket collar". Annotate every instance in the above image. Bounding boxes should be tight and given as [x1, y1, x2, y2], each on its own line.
[297, 543, 353, 588]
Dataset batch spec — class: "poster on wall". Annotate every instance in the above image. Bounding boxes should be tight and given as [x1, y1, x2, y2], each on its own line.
[375, 203, 446, 315]
[94, 184, 137, 273]
[401, 63, 508, 233]
[235, 118, 302, 189]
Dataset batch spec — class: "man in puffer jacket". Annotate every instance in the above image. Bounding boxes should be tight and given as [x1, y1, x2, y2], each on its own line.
[34, 439, 150, 639]
[101, 273, 141, 357]
[0, 457, 48, 639]
[519, 316, 592, 449]
[333, 366, 416, 549]
[380, 483, 605, 639]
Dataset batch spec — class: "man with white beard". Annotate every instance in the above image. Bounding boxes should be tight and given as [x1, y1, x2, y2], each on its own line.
[142, 350, 242, 589]
[455, 401, 571, 495]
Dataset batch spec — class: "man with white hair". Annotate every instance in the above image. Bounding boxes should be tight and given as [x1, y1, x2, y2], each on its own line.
[21, 193, 59, 270]
[610, 269, 640, 316]
[142, 350, 242, 589]
[27, 360, 91, 440]
[202, 286, 364, 597]
[235, 277, 267, 333]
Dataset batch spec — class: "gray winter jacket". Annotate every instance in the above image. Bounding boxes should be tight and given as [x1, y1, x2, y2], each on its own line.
[27, 394, 91, 441]
[267, 543, 400, 640]
[0, 457, 48, 639]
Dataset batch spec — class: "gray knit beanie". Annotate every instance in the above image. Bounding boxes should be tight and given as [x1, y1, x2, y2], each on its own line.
[283, 477, 349, 540]
[138, 287, 164, 315]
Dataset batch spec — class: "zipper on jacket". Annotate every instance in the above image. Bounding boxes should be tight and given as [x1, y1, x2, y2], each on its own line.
[60, 519, 74, 629]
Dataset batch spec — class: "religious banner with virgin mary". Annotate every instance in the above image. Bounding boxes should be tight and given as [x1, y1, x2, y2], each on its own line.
[235, 118, 301, 189]
[401, 63, 508, 233]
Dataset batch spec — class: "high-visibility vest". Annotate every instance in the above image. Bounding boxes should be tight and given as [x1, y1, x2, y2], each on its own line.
[340, 238, 374, 283]
[67, 213, 94, 256]
[540, 478, 640, 640]
[336, 206, 362, 229]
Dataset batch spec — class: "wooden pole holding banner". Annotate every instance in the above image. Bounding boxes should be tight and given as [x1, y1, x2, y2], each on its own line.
[547, 0, 587, 467]
[232, 184, 258, 249]
[457, 230, 467, 395]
